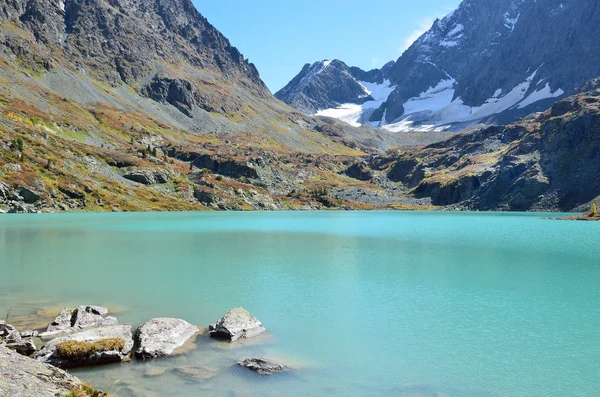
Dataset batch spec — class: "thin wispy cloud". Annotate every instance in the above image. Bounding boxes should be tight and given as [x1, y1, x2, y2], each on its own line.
[400, 18, 435, 54]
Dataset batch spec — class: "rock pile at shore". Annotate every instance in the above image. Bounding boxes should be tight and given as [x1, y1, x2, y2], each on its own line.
[1, 304, 291, 393]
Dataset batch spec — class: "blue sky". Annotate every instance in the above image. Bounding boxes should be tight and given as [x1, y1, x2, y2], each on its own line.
[194, 0, 461, 93]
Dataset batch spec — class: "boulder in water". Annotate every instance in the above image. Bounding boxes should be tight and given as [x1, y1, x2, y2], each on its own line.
[35, 324, 133, 368]
[134, 318, 200, 358]
[209, 308, 266, 341]
[237, 358, 289, 375]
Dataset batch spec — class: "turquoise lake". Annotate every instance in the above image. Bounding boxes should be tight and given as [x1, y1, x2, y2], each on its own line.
[1, 211, 599, 397]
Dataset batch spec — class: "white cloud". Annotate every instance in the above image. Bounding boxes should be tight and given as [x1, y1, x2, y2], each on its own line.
[371, 57, 383, 69]
[400, 18, 435, 54]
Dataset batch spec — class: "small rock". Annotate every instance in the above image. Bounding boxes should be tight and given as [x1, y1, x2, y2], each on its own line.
[134, 318, 199, 359]
[20, 330, 39, 338]
[209, 308, 266, 341]
[237, 358, 289, 375]
[6, 339, 37, 356]
[0, 320, 21, 342]
[0, 181, 10, 199]
[41, 305, 117, 338]
[173, 366, 217, 381]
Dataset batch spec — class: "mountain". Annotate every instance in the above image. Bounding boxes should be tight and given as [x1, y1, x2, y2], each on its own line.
[1, 0, 598, 214]
[0, 0, 434, 213]
[278, 0, 600, 132]
[275, 60, 395, 116]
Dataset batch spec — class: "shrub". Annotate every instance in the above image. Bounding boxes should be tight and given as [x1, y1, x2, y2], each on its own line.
[216, 175, 223, 181]
[15, 137, 24, 152]
[591, 203, 598, 216]
[152, 147, 157, 157]
[63, 383, 110, 397]
[56, 338, 126, 360]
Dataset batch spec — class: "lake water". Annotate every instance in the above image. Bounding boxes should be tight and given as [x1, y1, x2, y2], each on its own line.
[0, 211, 599, 397]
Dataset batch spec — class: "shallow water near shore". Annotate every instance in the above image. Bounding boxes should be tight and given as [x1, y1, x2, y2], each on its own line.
[1, 211, 599, 397]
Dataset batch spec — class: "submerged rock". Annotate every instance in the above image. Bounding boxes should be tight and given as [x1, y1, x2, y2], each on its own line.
[173, 366, 217, 381]
[237, 358, 289, 375]
[41, 305, 118, 338]
[134, 318, 200, 359]
[144, 367, 169, 377]
[0, 344, 81, 397]
[35, 324, 133, 368]
[209, 308, 266, 341]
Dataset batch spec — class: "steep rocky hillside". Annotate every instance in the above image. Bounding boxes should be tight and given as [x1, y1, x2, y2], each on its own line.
[0, 0, 427, 213]
[377, 83, 600, 211]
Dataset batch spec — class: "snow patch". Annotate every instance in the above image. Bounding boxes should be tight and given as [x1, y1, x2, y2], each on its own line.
[316, 79, 396, 126]
[447, 24, 464, 37]
[382, 118, 449, 133]
[518, 83, 564, 109]
[504, 12, 520, 31]
[317, 104, 364, 127]
[59, 0, 65, 11]
[359, 79, 395, 101]
[403, 79, 456, 115]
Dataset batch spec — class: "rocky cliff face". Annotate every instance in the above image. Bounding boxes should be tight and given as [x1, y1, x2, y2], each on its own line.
[380, 84, 600, 211]
[0, 0, 266, 91]
[278, 0, 600, 132]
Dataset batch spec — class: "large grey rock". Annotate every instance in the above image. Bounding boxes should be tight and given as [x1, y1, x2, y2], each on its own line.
[36, 325, 134, 368]
[41, 305, 118, 338]
[237, 358, 289, 375]
[134, 318, 200, 358]
[123, 168, 170, 185]
[209, 308, 266, 341]
[0, 344, 81, 397]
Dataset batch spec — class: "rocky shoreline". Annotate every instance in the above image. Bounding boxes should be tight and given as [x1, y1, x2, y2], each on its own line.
[1, 305, 288, 396]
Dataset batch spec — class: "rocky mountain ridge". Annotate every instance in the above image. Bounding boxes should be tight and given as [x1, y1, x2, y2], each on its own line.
[278, 0, 600, 133]
[0, 0, 598, 214]
[275, 60, 395, 115]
